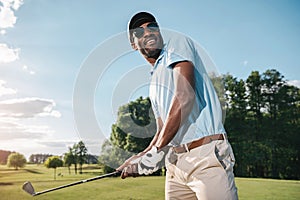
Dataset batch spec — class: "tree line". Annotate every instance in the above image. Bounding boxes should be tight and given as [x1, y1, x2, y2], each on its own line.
[29, 153, 53, 164]
[2, 141, 97, 175]
[223, 69, 299, 179]
[99, 69, 299, 180]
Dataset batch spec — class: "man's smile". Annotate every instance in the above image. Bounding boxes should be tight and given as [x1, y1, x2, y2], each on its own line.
[144, 36, 157, 46]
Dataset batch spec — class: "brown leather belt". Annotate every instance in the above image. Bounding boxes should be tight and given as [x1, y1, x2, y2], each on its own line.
[172, 134, 226, 154]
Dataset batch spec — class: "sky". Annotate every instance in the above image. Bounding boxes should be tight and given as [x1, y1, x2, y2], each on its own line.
[0, 0, 299, 159]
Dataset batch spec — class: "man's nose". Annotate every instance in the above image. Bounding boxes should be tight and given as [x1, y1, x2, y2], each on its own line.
[143, 27, 153, 37]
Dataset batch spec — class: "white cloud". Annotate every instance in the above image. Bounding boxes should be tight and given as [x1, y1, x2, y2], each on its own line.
[37, 140, 77, 149]
[22, 65, 36, 75]
[0, 79, 62, 145]
[0, 97, 61, 118]
[287, 80, 300, 88]
[0, 43, 20, 63]
[0, 0, 24, 67]
[242, 60, 248, 66]
[0, 4, 16, 28]
[0, 0, 23, 28]
[1, 0, 23, 9]
[0, 80, 17, 96]
[11, 0, 24, 10]
[0, 119, 52, 140]
[0, 97, 62, 142]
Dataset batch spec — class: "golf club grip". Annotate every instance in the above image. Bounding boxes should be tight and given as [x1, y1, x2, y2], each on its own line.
[33, 171, 121, 196]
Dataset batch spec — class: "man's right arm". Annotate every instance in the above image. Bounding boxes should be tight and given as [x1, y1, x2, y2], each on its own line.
[144, 117, 163, 152]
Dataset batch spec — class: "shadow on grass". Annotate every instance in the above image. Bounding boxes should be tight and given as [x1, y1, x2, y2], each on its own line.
[0, 168, 19, 172]
[0, 182, 13, 186]
[24, 169, 43, 174]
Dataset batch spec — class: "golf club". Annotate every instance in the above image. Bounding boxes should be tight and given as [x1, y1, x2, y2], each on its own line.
[22, 171, 121, 196]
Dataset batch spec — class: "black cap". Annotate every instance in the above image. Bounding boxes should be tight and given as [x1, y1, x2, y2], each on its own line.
[128, 12, 157, 31]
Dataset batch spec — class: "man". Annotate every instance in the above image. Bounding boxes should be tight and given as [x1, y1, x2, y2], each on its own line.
[117, 12, 238, 200]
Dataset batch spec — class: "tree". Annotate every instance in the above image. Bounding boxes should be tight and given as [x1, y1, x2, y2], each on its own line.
[75, 141, 88, 174]
[246, 71, 264, 141]
[64, 147, 75, 175]
[70, 143, 79, 174]
[223, 74, 250, 176]
[223, 74, 248, 141]
[85, 154, 98, 164]
[29, 154, 52, 164]
[44, 156, 63, 180]
[64, 141, 89, 174]
[99, 97, 156, 173]
[115, 96, 156, 152]
[7, 152, 26, 170]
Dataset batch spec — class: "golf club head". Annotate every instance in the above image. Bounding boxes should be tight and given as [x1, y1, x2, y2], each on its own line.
[22, 181, 36, 196]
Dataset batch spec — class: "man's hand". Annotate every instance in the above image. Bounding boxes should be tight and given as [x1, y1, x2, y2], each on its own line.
[138, 146, 166, 175]
[120, 146, 170, 179]
[120, 163, 139, 179]
[116, 154, 143, 172]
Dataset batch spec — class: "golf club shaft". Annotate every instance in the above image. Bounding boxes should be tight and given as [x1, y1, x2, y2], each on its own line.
[33, 171, 120, 196]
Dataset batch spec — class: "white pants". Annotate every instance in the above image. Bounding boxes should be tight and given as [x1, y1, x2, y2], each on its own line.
[165, 139, 238, 200]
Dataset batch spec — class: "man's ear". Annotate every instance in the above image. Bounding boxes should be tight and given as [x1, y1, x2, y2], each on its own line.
[131, 42, 138, 50]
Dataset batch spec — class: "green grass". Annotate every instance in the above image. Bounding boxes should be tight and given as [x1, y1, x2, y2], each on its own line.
[0, 164, 299, 200]
[237, 177, 300, 200]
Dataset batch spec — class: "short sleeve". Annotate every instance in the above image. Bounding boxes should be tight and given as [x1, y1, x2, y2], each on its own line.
[164, 35, 196, 68]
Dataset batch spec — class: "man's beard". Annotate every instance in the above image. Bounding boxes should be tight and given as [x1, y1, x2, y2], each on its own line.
[142, 47, 162, 59]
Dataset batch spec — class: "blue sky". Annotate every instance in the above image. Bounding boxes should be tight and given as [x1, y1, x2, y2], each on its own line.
[0, 0, 299, 158]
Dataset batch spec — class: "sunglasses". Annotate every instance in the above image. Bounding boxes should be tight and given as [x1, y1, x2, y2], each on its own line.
[133, 22, 159, 39]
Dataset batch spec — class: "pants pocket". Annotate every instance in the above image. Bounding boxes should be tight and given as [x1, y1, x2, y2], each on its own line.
[214, 140, 235, 171]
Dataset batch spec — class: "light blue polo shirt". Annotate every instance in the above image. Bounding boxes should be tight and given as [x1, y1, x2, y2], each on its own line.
[149, 32, 226, 146]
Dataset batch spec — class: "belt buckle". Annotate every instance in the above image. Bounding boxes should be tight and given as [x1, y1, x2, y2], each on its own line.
[184, 144, 190, 152]
[173, 145, 187, 154]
